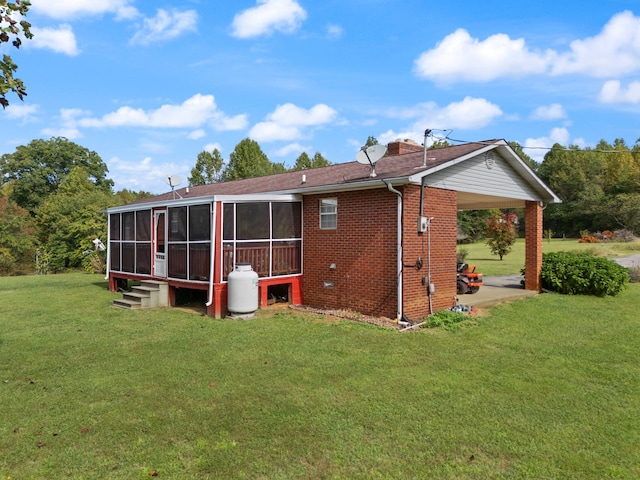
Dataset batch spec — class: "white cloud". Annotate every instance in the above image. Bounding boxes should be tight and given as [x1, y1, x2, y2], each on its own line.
[41, 126, 83, 139]
[269, 103, 337, 126]
[188, 129, 206, 140]
[77, 94, 243, 130]
[39, 108, 89, 139]
[552, 11, 640, 77]
[250, 122, 300, 142]
[523, 127, 586, 162]
[388, 97, 502, 131]
[108, 155, 190, 191]
[130, 9, 198, 45]
[30, 0, 138, 20]
[414, 11, 640, 83]
[203, 142, 222, 153]
[376, 97, 502, 147]
[249, 103, 338, 142]
[414, 28, 552, 83]
[326, 24, 343, 39]
[231, 0, 307, 39]
[530, 103, 567, 120]
[3, 103, 40, 121]
[273, 142, 309, 156]
[30, 25, 79, 55]
[599, 80, 640, 104]
[212, 114, 249, 131]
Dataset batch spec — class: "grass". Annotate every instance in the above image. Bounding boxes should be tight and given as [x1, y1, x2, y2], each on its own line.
[2, 273, 640, 478]
[458, 238, 640, 276]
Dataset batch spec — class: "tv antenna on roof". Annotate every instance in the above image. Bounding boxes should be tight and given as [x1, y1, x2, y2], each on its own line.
[166, 174, 183, 199]
[356, 144, 387, 177]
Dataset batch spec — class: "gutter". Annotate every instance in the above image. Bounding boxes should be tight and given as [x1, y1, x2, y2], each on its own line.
[206, 202, 217, 308]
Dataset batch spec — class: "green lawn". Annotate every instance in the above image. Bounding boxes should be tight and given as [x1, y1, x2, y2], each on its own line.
[1, 273, 640, 479]
[459, 238, 640, 276]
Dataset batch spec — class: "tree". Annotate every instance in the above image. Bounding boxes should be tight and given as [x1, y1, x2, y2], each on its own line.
[457, 209, 497, 243]
[0, 137, 114, 214]
[508, 141, 538, 171]
[1, 0, 33, 108]
[36, 167, 115, 272]
[0, 196, 36, 275]
[311, 152, 330, 168]
[188, 149, 224, 186]
[363, 136, 379, 148]
[485, 212, 517, 260]
[222, 138, 281, 181]
[114, 188, 154, 206]
[293, 151, 330, 170]
[293, 152, 311, 170]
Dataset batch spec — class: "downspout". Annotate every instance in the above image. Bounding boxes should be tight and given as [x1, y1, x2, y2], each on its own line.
[383, 180, 403, 321]
[104, 213, 111, 281]
[206, 202, 217, 307]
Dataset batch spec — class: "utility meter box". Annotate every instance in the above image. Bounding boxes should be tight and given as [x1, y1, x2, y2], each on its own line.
[418, 216, 428, 233]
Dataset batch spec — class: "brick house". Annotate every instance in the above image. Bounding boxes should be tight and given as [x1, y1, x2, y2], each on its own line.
[105, 139, 560, 320]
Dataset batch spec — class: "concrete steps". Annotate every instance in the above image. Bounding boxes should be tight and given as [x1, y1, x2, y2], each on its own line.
[113, 280, 168, 310]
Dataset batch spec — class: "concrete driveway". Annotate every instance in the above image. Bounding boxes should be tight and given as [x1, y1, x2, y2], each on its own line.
[459, 274, 537, 308]
[460, 255, 639, 309]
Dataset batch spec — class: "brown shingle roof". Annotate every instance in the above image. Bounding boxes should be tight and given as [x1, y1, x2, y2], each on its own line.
[128, 140, 499, 205]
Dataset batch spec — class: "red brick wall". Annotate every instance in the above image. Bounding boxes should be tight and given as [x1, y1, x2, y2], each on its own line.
[387, 140, 424, 155]
[401, 185, 458, 319]
[302, 189, 399, 318]
[524, 201, 543, 292]
[302, 185, 458, 320]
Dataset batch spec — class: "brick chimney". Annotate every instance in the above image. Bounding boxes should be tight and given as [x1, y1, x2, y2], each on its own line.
[387, 138, 424, 155]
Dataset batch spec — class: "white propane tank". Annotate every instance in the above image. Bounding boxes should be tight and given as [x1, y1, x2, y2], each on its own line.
[227, 263, 259, 314]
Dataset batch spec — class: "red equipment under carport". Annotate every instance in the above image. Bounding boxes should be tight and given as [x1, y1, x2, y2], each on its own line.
[457, 263, 483, 294]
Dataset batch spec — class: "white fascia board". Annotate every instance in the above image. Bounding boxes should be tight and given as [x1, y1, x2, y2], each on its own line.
[106, 193, 303, 214]
[214, 194, 301, 202]
[106, 196, 217, 213]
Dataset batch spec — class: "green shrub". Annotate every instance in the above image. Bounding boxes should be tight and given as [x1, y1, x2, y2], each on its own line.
[424, 310, 470, 330]
[456, 248, 469, 264]
[541, 251, 629, 296]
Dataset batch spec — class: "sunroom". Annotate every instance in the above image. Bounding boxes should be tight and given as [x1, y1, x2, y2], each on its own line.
[106, 194, 303, 316]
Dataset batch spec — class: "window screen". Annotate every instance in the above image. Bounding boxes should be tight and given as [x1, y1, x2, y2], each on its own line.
[272, 202, 301, 238]
[136, 210, 151, 241]
[237, 203, 269, 240]
[168, 207, 187, 241]
[123, 212, 135, 240]
[223, 204, 234, 240]
[110, 214, 120, 240]
[189, 204, 210, 241]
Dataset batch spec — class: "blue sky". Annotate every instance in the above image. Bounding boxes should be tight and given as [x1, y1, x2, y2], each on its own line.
[2, 0, 640, 194]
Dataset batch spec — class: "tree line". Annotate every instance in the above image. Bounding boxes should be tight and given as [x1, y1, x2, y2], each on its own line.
[0, 137, 329, 275]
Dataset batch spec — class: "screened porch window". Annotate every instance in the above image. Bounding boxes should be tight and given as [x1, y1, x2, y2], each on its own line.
[109, 210, 152, 274]
[223, 201, 301, 280]
[167, 204, 211, 281]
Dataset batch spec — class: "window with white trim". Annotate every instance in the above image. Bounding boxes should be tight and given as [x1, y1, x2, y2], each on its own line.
[320, 198, 337, 230]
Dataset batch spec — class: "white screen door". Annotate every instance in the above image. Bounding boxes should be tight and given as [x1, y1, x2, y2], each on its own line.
[154, 210, 167, 277]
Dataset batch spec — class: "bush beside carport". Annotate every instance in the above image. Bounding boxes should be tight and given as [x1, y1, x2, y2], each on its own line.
[541, 251, 629, 296]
